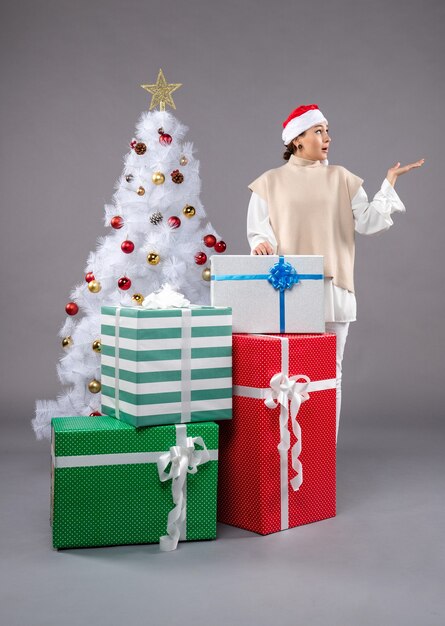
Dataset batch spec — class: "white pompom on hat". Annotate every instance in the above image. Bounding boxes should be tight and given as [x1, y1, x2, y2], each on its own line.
[282, 104, 328, 145]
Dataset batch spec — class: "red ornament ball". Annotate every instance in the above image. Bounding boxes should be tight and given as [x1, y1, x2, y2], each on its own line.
[118, 276, 131, 290]
[159, 132, 173, 146]
[214, 240, 227, 253]
[194, 252, 207, 265]
[65, 302, 79, 316]
[121, 240, 135, 254]
[111, 216, 124, 230]
[85, 271, 95, 283]
[89, 411, 102, 417]
[203, 234, 217, 248]
[168, 216, 181, 229]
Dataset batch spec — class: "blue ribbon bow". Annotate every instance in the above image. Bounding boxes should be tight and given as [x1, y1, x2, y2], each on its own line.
[267, 259, 300, 292]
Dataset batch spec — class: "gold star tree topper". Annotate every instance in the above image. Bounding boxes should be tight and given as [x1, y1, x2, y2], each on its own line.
[141, 69, 182, 111]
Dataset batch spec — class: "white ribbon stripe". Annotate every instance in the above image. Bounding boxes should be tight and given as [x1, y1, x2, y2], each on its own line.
[180, 309, 192, 423]
[114, 307, 121, 419]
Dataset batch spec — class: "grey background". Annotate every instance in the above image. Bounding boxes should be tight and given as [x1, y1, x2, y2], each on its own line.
[1, 1, 444, 624]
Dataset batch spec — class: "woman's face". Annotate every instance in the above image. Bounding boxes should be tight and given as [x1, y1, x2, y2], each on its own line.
[293, 123, 331, 161]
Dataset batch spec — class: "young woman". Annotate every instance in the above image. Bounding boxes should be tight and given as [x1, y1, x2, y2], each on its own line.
[247, 104, 424, 440]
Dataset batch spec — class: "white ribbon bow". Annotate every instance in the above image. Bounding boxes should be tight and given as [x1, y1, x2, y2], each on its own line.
[157, 436, 210, 552]
[142, 283, 191, 309]
[264, 373, 310, 491]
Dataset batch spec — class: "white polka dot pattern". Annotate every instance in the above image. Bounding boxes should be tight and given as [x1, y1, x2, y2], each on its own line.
[51, 417, 218, 549]
[217, 333, 336, 535]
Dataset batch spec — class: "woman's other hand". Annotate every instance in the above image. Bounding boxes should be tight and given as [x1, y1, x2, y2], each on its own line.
[386, 158, 425, 187]
[252, 241, 275, 255]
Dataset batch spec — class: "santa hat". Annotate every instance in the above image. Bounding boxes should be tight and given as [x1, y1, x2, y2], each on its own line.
[282, 104, 328, 145]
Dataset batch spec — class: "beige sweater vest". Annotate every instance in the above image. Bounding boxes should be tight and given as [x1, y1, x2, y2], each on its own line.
[248, 154, 364, 293]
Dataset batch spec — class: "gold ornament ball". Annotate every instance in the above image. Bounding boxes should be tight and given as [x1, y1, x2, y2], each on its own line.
[183, 204, 196, 218]
[180, 156, 188, 166]
[202, 267, 211, 282]
[88, 379, 101, 394]
[152, 172, 165, 185]
[92, 339, 101, 353]
[147, 252, 161, 265]
[62, 336, 73, 349]
[88, 280, 102, 293]
[132, 293, 145, 305]
[137, 186, 146, 196]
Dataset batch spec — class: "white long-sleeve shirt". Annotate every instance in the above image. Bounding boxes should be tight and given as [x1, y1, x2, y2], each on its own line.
[247, 177, 406, 322]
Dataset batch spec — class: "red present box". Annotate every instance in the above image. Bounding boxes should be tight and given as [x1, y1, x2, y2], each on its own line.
[218, 333, 337, 535]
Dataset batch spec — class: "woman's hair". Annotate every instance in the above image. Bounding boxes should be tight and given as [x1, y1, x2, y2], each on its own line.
[283, 131, 306, 160]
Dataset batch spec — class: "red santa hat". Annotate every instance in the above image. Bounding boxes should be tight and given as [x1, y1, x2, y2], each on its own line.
[282, 104, 328, 145]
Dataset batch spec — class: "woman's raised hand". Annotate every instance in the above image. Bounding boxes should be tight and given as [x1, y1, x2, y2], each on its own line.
[386, 158, 425, 186]
[252, 241, 275, 255]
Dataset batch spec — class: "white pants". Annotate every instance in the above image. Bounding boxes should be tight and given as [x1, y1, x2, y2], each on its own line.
[325, 321, 350, 442]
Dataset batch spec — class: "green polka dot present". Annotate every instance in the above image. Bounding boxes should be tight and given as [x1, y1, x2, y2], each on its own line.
[100, 296, 232, 428]
[51, 415, 218, 551]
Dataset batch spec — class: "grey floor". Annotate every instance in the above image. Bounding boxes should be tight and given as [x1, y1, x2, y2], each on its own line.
[1, 416, 444, 626]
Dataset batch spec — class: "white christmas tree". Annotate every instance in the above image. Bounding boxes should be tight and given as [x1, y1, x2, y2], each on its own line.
[33, 70, 227, 440]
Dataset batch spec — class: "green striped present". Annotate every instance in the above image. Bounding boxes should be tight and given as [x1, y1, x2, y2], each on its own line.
[101, 305, 232, 428]
[51, 416, 218, 550]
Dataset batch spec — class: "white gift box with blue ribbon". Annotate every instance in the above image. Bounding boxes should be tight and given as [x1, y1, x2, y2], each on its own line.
[210, 255, 325, 333]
